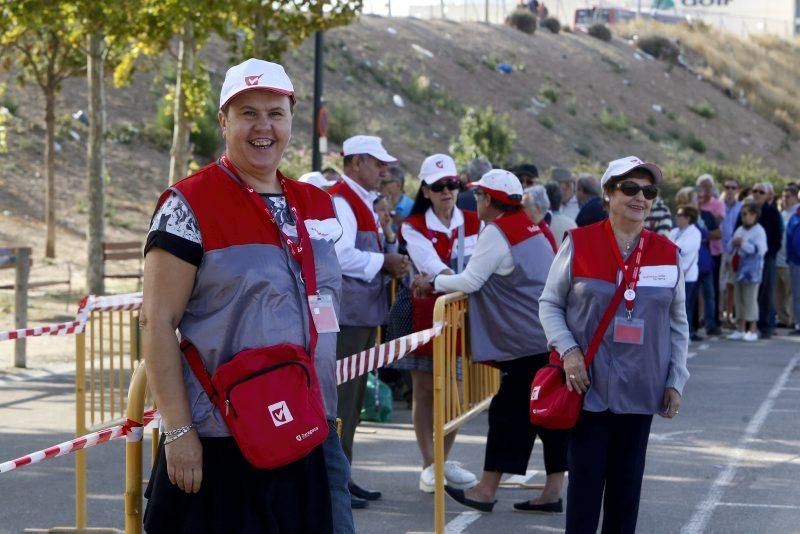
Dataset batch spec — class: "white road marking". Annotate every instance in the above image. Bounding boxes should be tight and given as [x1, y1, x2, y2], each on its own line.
[717, 502, 800, 510]
[698, 343, 710, 350]
[681, 355, 800, 534]
[687, 352, 697, 359]
[648, 430, 702, 442]
[502, 469, 538, 485]
[445, 511, 482, 533]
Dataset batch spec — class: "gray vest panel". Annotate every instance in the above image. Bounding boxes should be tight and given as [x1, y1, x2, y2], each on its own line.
[566, 268, 677, 414]
[469, 233, 553, 362]
[340, 230, 388, 327]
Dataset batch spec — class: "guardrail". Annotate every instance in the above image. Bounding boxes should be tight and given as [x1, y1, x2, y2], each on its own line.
[432, 292, 500, 533]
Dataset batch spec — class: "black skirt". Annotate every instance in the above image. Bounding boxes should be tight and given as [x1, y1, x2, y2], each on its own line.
[144, 436, 332, 534]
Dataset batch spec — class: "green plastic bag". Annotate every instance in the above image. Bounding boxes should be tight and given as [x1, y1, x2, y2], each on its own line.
[361, 372, 393, 423]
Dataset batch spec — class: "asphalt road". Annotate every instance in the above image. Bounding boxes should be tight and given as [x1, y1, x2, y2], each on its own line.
[0, 334, 798, 533]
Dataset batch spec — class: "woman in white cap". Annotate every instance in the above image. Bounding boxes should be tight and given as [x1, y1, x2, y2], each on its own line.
[413, 169, 568, 514]
[141, 58, 348, 533]
[390, 154, 480, 494]
[539, 156, 690, 533]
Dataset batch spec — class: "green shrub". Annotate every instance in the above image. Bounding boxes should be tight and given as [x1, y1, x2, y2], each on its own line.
[508, 9, 537, 35]
[588, 24, 611, 42]
[541, 17, 561, 34]
[573, 140, 592, 157]
[327, 100, 358, 145]
[450, 106, 517, 168]
[540, 83, 559, 103]
[637, 34, 679, 62]
[681, 132, 706, 153]
[155, 93, 222, 162]
[538, 115, 554, 129]
[599, 108, 629, 132]
[687, 99, 716, 119]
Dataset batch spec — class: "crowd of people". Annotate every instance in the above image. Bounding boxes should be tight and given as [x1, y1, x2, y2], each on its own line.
[137, 57, 791, 534]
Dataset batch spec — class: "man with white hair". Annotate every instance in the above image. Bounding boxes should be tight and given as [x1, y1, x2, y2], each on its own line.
[544, 181, 577, 247]
[522, 185, 557, 252]
[552, 168, 579, 220]
[574, 175, 606, 227]
[750, 181, 783, 338]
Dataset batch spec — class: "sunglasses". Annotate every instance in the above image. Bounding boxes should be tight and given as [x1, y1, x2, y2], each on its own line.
[752, 190, 766, 195]
[615, 180, 659, 200]
[428, 180, 460, 193]
[724, 185, 738, 190]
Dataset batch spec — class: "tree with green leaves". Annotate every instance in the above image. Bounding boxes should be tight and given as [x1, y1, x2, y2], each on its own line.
[450, 106, 517, 169]
[0, 0, 86, 258]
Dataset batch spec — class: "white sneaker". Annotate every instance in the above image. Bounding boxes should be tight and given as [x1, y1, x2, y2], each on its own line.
[726, 331, 745, 340]
[743, 331, 758, 342]
[419, 465, 436, 493]
[444, 461, 478, 490]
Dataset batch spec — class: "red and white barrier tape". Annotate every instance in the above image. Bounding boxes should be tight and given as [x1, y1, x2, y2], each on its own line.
[1, 322, 445, 473]
[336, 322, 443, 385]
[0, 293, 143, 342]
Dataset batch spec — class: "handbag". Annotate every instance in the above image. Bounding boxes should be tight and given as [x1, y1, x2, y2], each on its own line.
[180, 172, 329, 469]
[529, 281, 625, 430]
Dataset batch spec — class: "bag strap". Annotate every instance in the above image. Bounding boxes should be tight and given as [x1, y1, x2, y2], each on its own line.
[582, 281, 626, 368]
[456, 223, 465, 274]
[181, 339, 218, 402]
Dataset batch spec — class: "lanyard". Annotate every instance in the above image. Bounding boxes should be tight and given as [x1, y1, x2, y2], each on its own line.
[217, 154, 319, 356]
[603, 219, 646, 316]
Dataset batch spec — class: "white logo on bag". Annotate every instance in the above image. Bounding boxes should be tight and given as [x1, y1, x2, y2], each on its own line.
[531, 386, 541, 401]
[268, 401, 294, 427]
[296, 426, 320, 442]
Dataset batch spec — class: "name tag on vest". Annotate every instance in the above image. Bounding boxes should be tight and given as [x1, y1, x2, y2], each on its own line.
[637, 265, 677, 288]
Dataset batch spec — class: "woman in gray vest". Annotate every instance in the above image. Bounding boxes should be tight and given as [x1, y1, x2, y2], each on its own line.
[540, 156, 690, 533]
[413, 169, 569, 514]
[141, 59, 350, 533]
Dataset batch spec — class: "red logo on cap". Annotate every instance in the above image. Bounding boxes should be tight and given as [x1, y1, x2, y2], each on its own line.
[435, 160, 444, 168]
[245, 74, 263, 86]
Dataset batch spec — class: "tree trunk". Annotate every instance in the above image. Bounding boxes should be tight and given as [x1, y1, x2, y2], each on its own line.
[44, 86, 57, 258]
[168, 21, 195, 186]
[86, 31, 105, 295]
[253, 11, 265, 57]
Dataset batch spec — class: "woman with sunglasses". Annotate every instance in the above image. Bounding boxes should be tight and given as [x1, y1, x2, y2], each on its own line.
[390, 154, 481, 493]
[540, 156, 690, 533]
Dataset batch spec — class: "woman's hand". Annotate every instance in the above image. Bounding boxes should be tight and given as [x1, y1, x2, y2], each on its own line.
[660, 388, 681, 418]
[563, 350, 590, 393]
[165, 429, 203, 493]
[411, 273, 434, 298]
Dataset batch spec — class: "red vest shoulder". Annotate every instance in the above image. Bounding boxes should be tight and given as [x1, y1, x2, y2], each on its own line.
[462, 210, 481, 236]
[492, 210, 541, 246]
[329, 181, 378, 233]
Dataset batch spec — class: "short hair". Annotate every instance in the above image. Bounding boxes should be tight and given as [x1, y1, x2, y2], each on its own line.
[523, 185, 550, 211]
[676, 204, 699, 224]
[696, 173, 715, 188]
[386, 165, 405, 187]
[784, 184, 799, 196]
[491, 197, 521, 213]
[674, 186, 697, 207]
[756, 182, 774, 195]
[544, 181, 562, 210]
[723, 176, 740, 187]
[741, 201, 762, 219]
[511, 163, 539, 179]
[466, 158, 493, 182]
[577, 175, 600, 197]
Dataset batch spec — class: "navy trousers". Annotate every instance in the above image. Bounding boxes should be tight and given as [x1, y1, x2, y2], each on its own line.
[566, 411, 653, 534]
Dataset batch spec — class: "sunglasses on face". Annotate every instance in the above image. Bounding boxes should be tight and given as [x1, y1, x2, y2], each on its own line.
[428, 180, 460, 193]
[753, 190, 766, 195]
[724, 185, 738, 190]
[615, 180, 659, 200]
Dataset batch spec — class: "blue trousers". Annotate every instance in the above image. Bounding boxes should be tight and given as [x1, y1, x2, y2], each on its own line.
[685, 281, 698, 334]
[757, 255, 777, 334]
[698, 272, 717, 330]
[322, 419, 355, 534]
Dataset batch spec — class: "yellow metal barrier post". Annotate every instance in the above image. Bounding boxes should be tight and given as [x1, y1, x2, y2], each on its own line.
[125, 362, 147, 534]
[433, 294, 447, 534]
[75, 330, 88, 530]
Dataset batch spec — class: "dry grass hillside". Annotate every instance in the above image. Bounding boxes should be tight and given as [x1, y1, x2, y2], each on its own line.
[0, 14, 797, 318]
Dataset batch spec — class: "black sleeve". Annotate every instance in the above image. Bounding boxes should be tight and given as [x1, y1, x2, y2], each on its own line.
[144, 230, 203, 267]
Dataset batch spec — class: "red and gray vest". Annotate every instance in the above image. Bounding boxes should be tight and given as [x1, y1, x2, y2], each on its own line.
[155, 162, 342, 436]
[400, 209, 481, 271]
[329, 180, 387, 327]
[567, 220, 679, 414]
[469, 210, 554, 362]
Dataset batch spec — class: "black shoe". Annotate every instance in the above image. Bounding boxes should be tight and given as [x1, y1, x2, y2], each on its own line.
[513, 498, 564, 514]
[349, 482, 382, 501]
[706, 327, 723, 336]
[444, 485, 496, 513]
[690, 333, 705, 342]
[350, 496, 368, 509]
[760, 330, 773, 339]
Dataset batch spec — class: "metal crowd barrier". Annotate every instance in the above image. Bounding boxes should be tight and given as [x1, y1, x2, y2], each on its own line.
[74, 302, 143, 530]
[432, 292, 500, 533]
[125, 363, 148, 534]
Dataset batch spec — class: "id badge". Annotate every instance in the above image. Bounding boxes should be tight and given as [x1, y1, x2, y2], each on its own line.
[308, 294, 340, 333]
[613, 316, 644, 345]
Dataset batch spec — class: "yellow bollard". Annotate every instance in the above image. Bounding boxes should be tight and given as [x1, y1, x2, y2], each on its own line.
[125, 362, 148, 534]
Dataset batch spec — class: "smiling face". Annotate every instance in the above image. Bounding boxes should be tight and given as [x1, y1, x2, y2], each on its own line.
[218, 90, 292, 182]
[606, 173, 655, 226]
[422, 179, 459, 213]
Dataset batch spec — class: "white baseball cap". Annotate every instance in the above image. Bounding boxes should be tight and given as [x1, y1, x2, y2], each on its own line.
[471, 169, 523, 205]
[219, 58, 295, 110]
[419, 154, 458, 185]
[342, 135, 397, 163]
[298, 171, 337, 189]
[600, 156, 663, 188]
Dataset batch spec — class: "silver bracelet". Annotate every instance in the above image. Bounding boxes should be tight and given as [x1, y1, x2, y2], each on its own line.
[560, 345, 581, 360]
[164, 423, 194, 445]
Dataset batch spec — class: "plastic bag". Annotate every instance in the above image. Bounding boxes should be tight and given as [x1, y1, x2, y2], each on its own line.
[361, 372, 393, 423]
